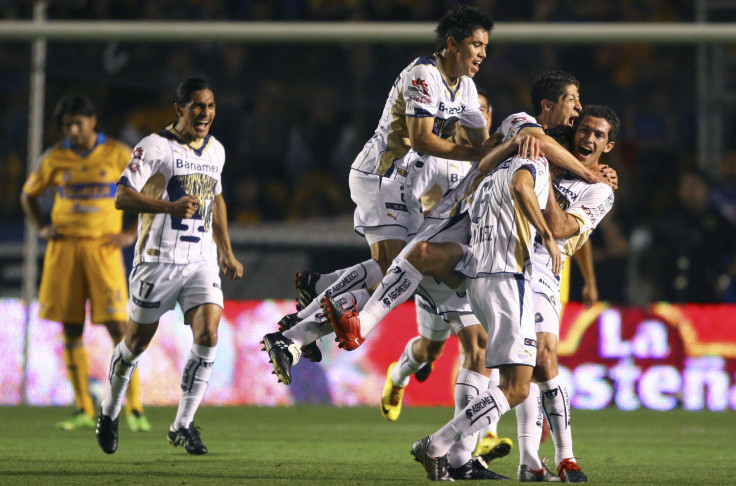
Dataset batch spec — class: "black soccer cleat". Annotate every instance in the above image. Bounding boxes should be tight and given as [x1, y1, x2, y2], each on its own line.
[168, 422, 208, 455]
[411, 435, 453, 481]
[277, 313, 322, 363]
[261, 332, 301, 385]
[295, 270, 321, 311]
[449, 457, 509, 480]
[96, 411, 119, 454]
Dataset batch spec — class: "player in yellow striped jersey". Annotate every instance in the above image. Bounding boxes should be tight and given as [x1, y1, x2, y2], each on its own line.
[21, 95, 149, 432]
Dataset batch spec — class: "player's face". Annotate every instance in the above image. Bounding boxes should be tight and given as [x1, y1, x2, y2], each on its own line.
[478, 93, 492, 131]
[574, 115, 614, 166]
[550, 85, 582, 128]
[61, 114, 97, 152]
[175, 89, 216, 142]
[453, 28, 489, 78]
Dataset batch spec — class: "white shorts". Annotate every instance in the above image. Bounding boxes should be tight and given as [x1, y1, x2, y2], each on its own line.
[350, 170, 423, 241]
[416, 303, 479, 342]
[466, 273, 537, 368]
[395, 212, 471, 263]
[128, 260, 224, 324]
[531, 268, 561, 335]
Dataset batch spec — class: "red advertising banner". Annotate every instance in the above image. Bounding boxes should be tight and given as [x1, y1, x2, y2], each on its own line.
[2, 299, 735, 410]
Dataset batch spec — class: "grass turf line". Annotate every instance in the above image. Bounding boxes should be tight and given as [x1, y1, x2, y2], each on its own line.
[0, 405, 733, 485]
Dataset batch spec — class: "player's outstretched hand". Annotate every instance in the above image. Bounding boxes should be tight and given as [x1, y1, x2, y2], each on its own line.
[220, 252, 244, 280]
[515, 134, 541, 160]
[542, 234, 562, 276]
[169, 196, 200, 218]
[592, 164, 618, 190]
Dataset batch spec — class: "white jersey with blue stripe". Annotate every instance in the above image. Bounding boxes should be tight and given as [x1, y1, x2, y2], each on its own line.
[462, 154, 550, 279]
[350, 53, 485, 178]
[119, 125, 225, 265]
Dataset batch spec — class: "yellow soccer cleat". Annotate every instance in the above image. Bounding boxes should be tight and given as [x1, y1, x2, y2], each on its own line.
[126, 410, 152, 432]
[56, 410, 96, 430]
[473, 431, 513, 463]
[380, 362, 405, 421]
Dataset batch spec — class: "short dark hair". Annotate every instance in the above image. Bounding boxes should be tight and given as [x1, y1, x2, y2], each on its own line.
[530, 71, 579, 117]
[544, 125, 574, 149]
[435, 6, 494, 53]
[53, 94, 96, 129]
[575, 104, 621, 142]
[174, 78, 212, 106]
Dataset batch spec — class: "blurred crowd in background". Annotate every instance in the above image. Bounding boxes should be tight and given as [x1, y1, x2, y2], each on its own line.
[2, 0, 736, 304]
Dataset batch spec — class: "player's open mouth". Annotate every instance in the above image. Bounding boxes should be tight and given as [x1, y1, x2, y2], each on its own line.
[578, 146, 593, 156]
[195, 121, 209, 129]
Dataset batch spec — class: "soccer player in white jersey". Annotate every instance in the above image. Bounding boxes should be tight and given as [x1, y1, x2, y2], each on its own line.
[406, 117, 562, 481]
[95, 78, 244, 455]
[514, 106, 618, 483]
[321, 71, 612, 354]
[261, 5, 495, 383]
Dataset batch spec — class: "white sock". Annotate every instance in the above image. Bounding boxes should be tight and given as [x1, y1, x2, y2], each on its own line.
[448, 369, 490, 468]
[285, 289, 370, 347]
[475, 369, 501, 440]
[516, 382, 543, 469]
[391, 336, 423, 387]
[173, 344, 216, 429]
[428, 386, 510, 458]
[359, 258, 424, 337]
[313, 269, 342, 294]
[538, 376, 575, 467]
[101, 340, 140, 419]
[296, 259, 382, 320]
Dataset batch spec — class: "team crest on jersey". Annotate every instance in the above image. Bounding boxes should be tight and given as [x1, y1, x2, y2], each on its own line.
[410, 78, 430, 96]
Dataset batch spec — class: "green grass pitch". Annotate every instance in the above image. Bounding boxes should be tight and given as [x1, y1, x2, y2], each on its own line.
[0, 405, 733, 485]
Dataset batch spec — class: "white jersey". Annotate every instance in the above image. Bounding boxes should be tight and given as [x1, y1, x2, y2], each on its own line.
[412, 155, 474, 212]
[533, 176, 614, 281]
[351, 54, 486, 178]
[119, 125, 225, 265]
[462, 154, 550, 279]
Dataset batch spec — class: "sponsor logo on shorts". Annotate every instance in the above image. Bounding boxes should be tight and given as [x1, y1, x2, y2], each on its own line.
[535, 313, 543, 323]
[524, 338, 537, 348]
[212, 282, 220, 289]
[385, 202, 408, 212]
[132, 296, 160, 309]
[146, 249, 160, 256]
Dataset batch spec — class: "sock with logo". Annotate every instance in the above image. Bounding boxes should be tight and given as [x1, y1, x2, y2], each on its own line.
[101, 340, 140, 419]
[173, 344, 216, 429]
[296, 259, 383, 320]
[428, 386, 510, 458]
[538, 376, 574, 467]
[358, 257, 423, 338]
[448, 368, 491, 468]
[391, 336, 424, 387]
[516, 382, 543, 469]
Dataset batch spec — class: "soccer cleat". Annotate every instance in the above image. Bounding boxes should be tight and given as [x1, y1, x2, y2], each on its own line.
[557, 458, 587, 483]
[277, 313, 322, 363]
[411, 435, 453, 481]
[168, 422, 208, 455]
[126, 409, 152, 432]
[320, 295, 364, 351]
[96, 412, 119, 454]
[449, 457, 509, 480]
[518, 461, 561, 482]
[473, 431, 513, 463]
[56, 410, 95, 430]
[261, 332, 301, 385]
[380, 362, 405, 421]
[414, 362, 433, 382]
[295, 270, 321, 311]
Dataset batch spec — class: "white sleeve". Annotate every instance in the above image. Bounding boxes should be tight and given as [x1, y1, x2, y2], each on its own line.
[119, 135, 166, 192]
[403, 61, 442, 119]
[567, 184, 615, 233]
[458, 80, 486, 129]
[496, 112, 542, 142]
